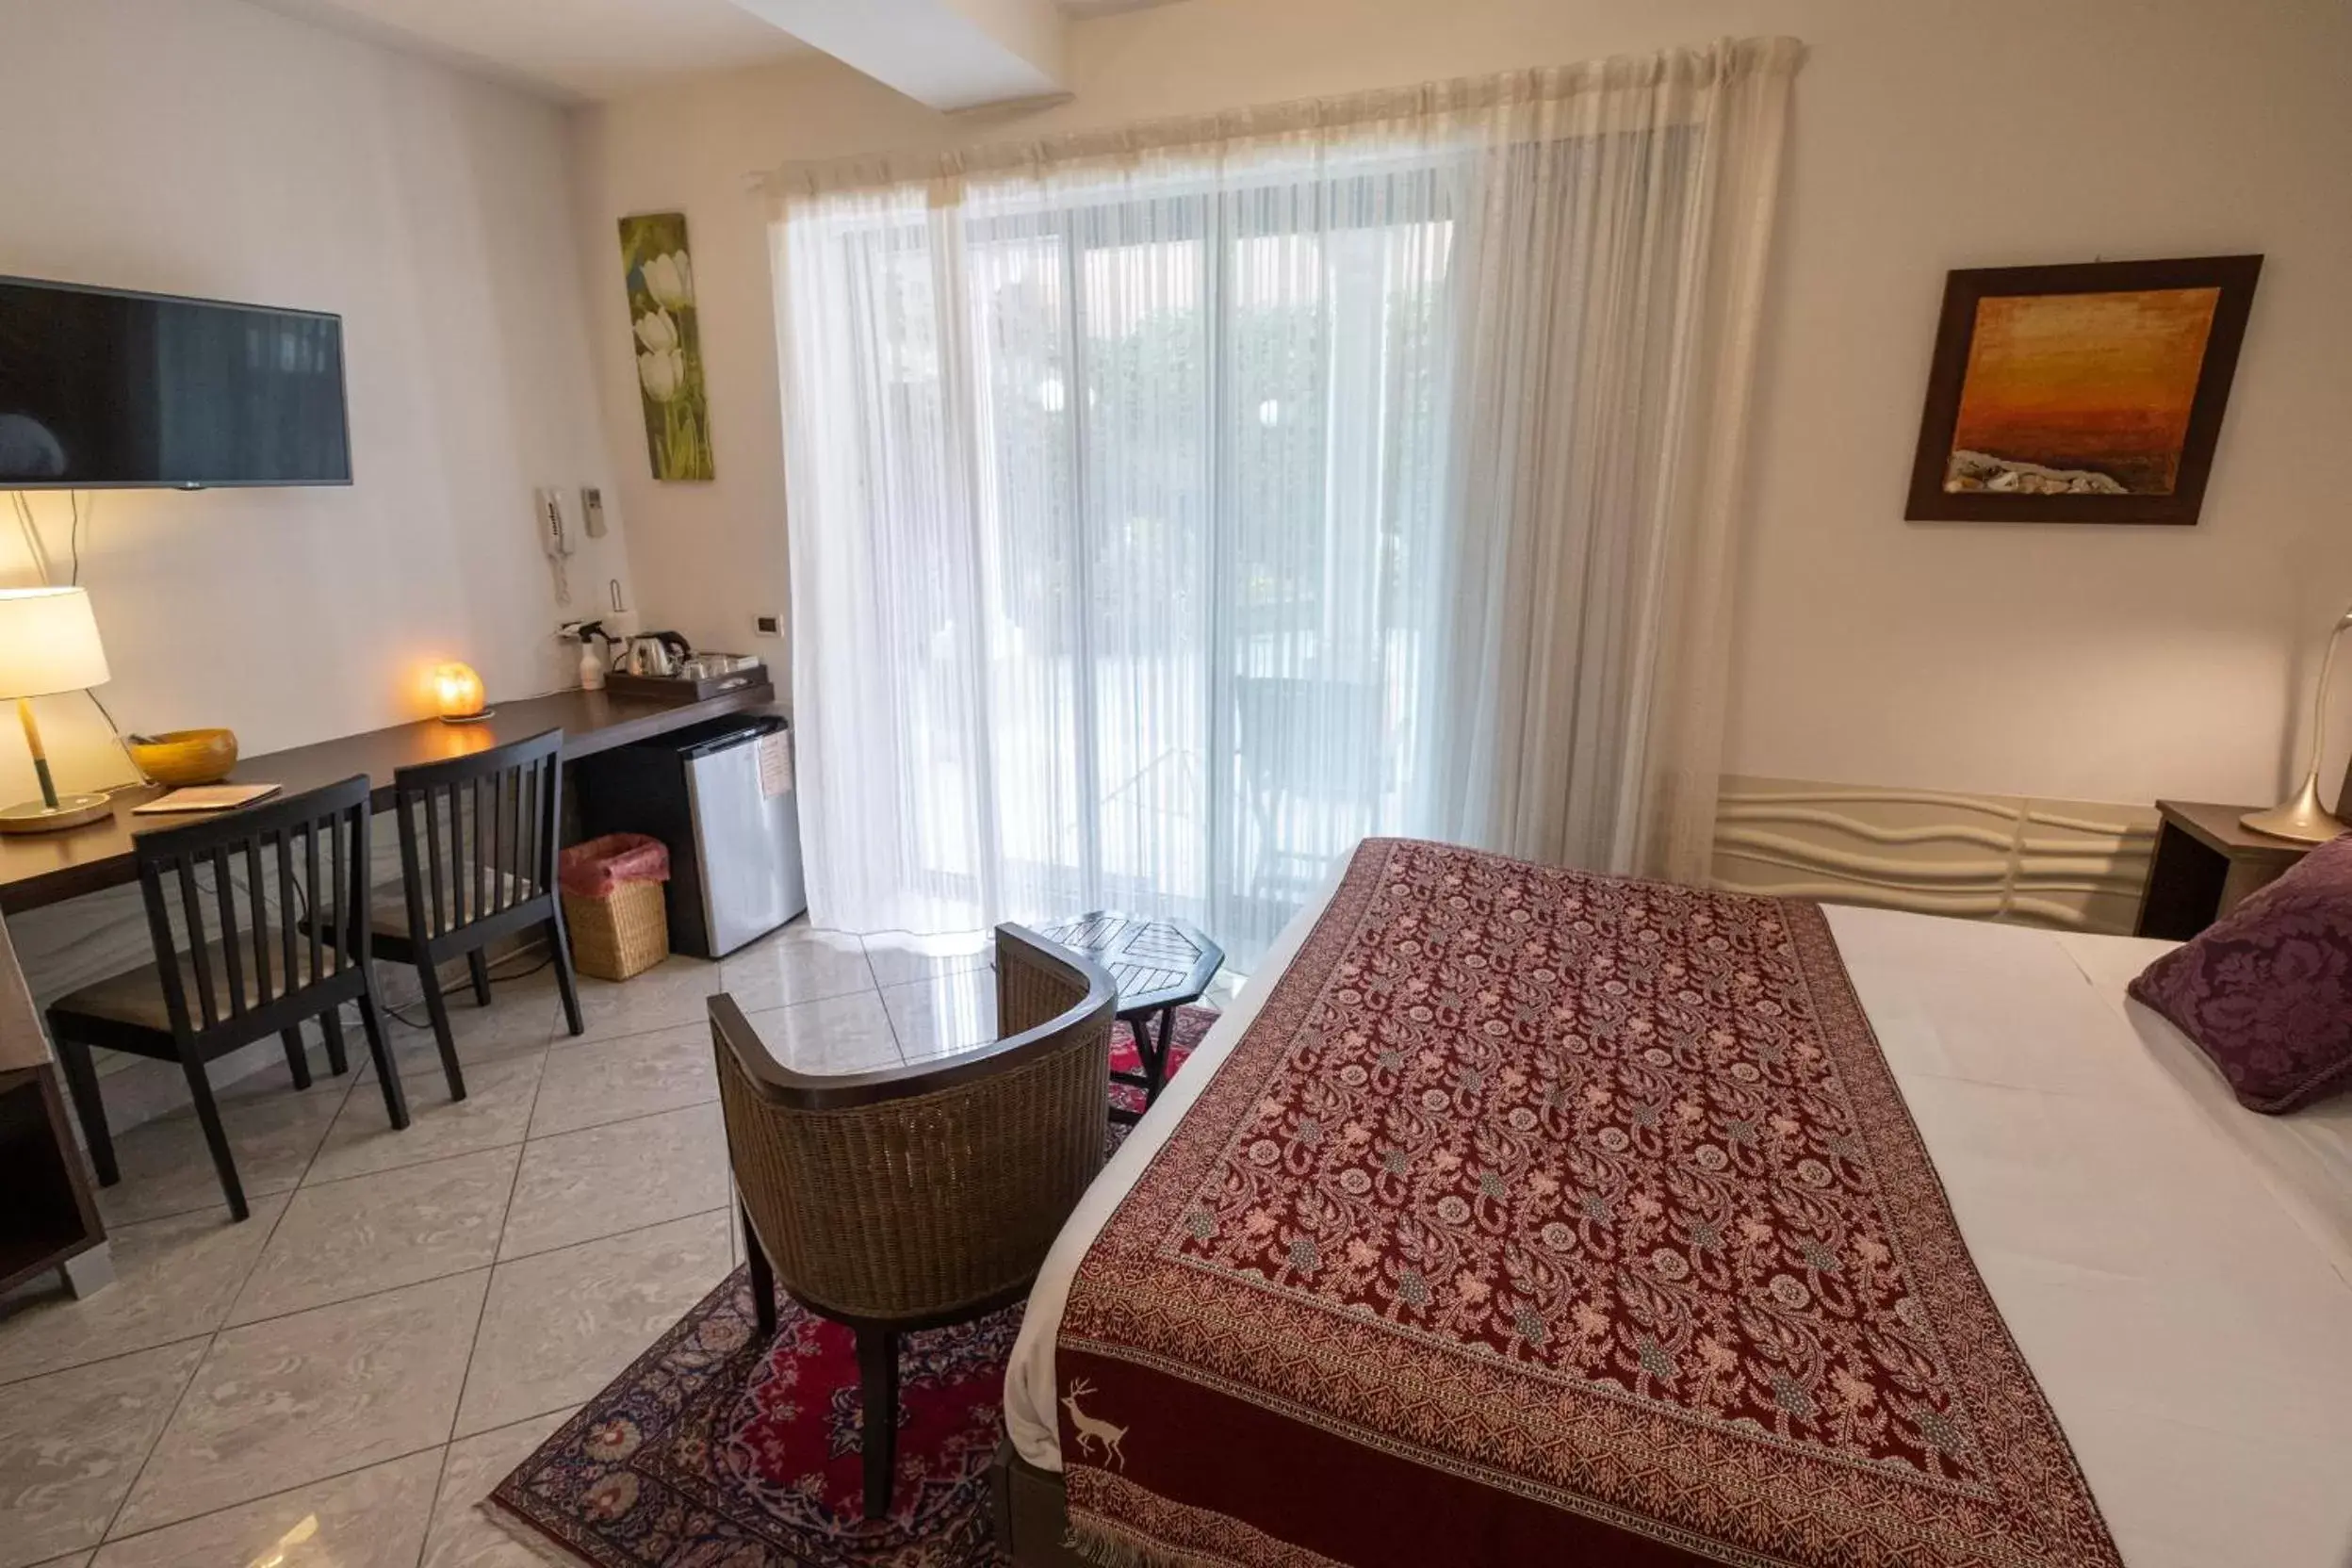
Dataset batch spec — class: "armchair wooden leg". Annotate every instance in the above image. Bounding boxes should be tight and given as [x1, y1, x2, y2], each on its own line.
[743, 1203, 777, 1339]
[280, 1027, 313, 1090]
[51, 1029, 118, 1186]
[858, 1328, 900, 1520]
[415, 958, 468, 1101]
[466, 950, 494, 1007]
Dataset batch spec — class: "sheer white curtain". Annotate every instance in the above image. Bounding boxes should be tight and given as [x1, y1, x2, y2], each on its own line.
[768, 39, 1799, 964]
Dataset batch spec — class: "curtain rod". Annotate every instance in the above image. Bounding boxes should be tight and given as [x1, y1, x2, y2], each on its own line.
[748, 36, 1805, 202]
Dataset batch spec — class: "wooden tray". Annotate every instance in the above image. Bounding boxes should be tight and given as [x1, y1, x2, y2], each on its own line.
[604, 664, 767, 703]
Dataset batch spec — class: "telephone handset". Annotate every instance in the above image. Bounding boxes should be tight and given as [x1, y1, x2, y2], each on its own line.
[536, 487, 574, 604]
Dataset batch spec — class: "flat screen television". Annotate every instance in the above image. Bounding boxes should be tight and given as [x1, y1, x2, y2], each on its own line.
[0, 276, 351, 489]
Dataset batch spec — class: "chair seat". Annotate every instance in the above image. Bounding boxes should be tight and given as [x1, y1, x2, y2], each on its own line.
[51, 939, 340, 1037]
[314, 872, 539, 951]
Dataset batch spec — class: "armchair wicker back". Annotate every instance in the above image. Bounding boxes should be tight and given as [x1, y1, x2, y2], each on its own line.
[710, 923, 1116, 1517]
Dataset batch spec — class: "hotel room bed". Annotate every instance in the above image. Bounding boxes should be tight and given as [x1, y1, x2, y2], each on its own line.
[1002, 840, 2352, 1568]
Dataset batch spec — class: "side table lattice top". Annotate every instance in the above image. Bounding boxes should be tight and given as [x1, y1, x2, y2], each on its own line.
[1035, 912, 1221, 1017]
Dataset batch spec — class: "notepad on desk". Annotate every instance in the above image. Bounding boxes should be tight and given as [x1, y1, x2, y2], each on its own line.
[131, 784, 283, 815]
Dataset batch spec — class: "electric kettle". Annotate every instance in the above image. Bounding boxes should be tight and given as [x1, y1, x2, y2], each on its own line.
[625, 631, 692, 678]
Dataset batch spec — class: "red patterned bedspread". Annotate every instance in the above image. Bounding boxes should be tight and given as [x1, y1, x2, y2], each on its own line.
[1055, 838, 2120, 1568]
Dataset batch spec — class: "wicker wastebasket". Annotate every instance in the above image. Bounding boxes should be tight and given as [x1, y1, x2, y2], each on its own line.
[560, 833, 671, 981]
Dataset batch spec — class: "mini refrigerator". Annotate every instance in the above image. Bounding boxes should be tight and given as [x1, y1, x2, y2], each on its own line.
[580, 713, 807, 958]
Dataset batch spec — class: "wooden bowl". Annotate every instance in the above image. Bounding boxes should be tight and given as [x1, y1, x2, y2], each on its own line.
[128, 728, 239, 788]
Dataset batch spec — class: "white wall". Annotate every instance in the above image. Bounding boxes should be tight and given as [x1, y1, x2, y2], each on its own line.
[574, 0, 2352, 812]
[0, 0, 631, 804]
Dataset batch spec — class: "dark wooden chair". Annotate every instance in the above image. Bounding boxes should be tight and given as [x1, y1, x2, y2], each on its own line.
[317, 728, 583, 1097]
[46, 775, 407, 1221]
[710, 925, 1114, 1519]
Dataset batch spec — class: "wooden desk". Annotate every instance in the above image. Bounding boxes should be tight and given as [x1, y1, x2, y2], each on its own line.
[2132, 799, 2314, 940]
[0, 682, 775, 915]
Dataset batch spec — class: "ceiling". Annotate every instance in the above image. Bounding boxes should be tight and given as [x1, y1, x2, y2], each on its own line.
[252, 0, 1184, 105]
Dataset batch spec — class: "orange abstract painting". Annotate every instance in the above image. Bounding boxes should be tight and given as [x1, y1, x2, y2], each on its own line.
[1908, 256, 2259, 524]
[1946, 288, 2220, 495]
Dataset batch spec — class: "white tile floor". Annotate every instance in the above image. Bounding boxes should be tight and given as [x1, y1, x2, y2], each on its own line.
[0, 918, 1019, 1568]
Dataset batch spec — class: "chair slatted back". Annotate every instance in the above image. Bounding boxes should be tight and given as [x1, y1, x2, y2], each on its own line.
[133, 774, 373, 1038]
[391, 728, 564, 943]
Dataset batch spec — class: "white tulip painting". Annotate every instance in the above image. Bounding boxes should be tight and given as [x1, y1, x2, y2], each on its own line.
[637, 346, 686, 403]
[618, 212, 712, 481]
[633, 308, 679, 354]
[644, 251, 694, 310]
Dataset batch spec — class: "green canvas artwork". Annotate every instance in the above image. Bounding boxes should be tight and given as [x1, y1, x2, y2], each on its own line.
[618, 211, 713, 482]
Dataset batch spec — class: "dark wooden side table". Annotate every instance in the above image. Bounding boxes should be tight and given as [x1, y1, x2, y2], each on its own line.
[2134, 800, 2318, 940]
[0, 1062, 110, 1298]
[1036, 912, 1222, 1125]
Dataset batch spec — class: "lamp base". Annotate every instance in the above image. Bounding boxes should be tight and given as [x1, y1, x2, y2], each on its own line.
[437, 708, 497, 726]
[0, 792, 113, 835]
[2242, 775, 2349, 843]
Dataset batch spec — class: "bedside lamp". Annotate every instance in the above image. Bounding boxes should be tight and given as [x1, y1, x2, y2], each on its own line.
[0, 586, 114, 835]
[2245, 603, 2352, 843]
[430, 661, 493, 725]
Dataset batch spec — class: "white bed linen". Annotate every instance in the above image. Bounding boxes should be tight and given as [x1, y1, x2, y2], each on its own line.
[1005, 895, 2352, 1568]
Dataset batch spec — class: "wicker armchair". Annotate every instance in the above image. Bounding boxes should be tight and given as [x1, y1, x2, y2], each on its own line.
[710, 923, 1116, 1519]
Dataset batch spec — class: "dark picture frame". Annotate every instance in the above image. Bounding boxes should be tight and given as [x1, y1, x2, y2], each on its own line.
[1904, 254, 2262, 525]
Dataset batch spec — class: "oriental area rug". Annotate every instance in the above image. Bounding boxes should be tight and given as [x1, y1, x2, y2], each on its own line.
[488, 1005, 1219, 1568]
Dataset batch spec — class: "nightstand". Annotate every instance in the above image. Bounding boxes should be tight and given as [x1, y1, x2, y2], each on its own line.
[2133, 800, 2317, 939]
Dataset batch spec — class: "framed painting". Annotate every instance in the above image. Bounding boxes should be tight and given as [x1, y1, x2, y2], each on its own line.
[618, 211, 714, 482]
[1904, 254, 2261, 524]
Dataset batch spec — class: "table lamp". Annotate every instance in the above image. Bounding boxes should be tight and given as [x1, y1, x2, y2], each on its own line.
[2245, 602, 2352, 843]
[0, 586, 114, 835]
[430, 661, 493, 724]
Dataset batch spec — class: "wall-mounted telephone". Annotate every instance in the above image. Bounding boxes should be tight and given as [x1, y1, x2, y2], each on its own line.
[536, 487, 573, 604]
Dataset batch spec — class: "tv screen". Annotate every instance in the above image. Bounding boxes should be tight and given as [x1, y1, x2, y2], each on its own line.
[0, 276, 351, 489]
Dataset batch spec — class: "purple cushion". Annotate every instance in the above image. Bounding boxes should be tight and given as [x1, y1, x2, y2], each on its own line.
[2129, 834, 2352, 1113]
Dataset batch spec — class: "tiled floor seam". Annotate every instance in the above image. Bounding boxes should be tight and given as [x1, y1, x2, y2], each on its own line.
[70, 1177, 726, 1364]
[82, 1048, 353, 1548]
[296, 1086, 720, 1193]
[854, 936, 908, 1064]
[90, 1329, 211, 1548]
[445, 1034, 556, 1452]
[0, 1327, 215, 1393]
[94, 1436, 452, 1551]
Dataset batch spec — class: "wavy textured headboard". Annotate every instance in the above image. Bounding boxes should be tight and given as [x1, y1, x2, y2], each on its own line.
[1709, 776, 2157, 935]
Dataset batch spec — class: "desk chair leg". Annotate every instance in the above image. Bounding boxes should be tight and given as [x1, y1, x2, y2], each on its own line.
[858, 1328, 900, 1520]
[318, 1006, 351, 1076]
[280, 1028, 313, 1090]
[465, 950, 493, 1008]
[51, 1030, 118, 1186]
[414, 961, 468, 1101]
[176, 1054, 248, 1221]
[743, 1202, 777, 1339]
[356, 985, 410, 1130]
[547, 915, 584, 1038]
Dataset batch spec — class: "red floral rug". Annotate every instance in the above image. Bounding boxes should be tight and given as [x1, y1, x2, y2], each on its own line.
[490, 1004, 1220, 1568]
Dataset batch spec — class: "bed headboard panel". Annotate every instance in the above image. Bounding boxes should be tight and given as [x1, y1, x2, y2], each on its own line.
[1709, 776, 2156, 935]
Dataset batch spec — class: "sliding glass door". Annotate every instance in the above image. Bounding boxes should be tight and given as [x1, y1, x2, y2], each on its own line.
[787, 154, 1462, 962]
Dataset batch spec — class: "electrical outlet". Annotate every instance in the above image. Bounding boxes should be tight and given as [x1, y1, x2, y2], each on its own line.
[753, 612, 782, 638]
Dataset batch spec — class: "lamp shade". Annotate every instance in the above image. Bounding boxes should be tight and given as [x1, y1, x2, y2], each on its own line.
[0, 587, 110, 698]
